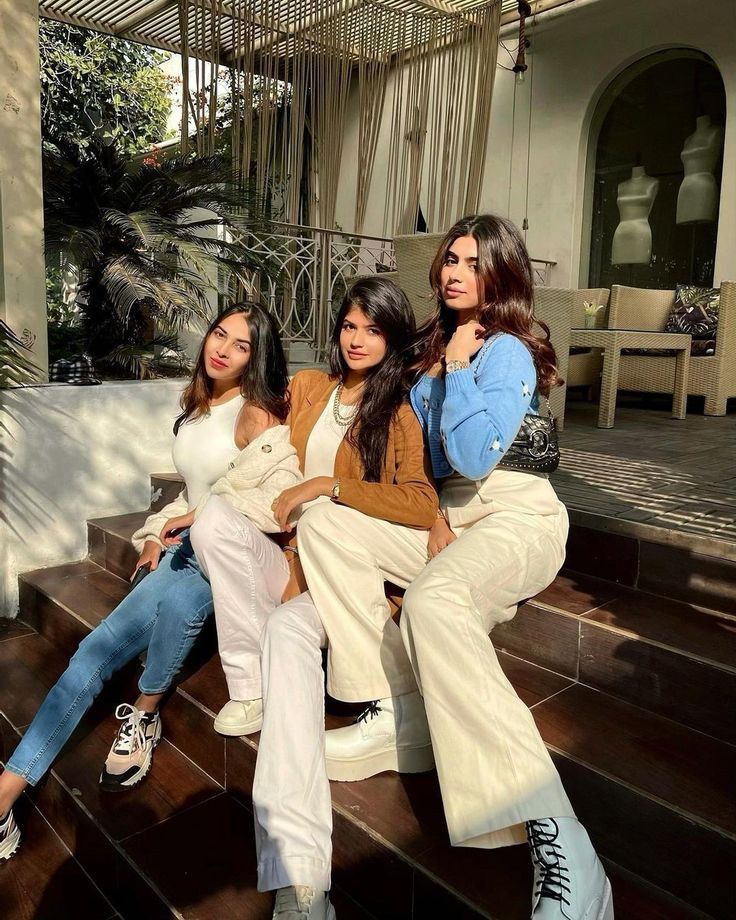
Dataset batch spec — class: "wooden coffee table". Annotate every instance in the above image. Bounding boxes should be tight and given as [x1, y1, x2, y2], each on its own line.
[569, 328, 691, 428]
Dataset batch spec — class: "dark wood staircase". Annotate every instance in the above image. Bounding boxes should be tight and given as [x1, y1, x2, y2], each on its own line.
[2, 473, 734, 919]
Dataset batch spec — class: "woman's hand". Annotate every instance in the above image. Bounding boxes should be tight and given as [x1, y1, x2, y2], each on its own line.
[159, 512, 195, 547]
[427, 514, 457, 559]
[131, 540, 162, 582]
[445, 322, 485, 364]
[272, 477, 334, 532]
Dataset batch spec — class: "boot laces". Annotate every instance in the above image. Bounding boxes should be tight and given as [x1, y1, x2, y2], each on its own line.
[274, 885, 315, 916]
[527, 819, 571, 907]
[356, 701, 382, 724]
[112, 703, 152, 756]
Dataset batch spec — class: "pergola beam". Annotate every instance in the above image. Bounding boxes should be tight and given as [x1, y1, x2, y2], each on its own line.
[114, 0, 178, 35]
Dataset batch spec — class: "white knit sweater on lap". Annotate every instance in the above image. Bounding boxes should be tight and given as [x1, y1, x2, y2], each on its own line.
[132, 425, 301, 553]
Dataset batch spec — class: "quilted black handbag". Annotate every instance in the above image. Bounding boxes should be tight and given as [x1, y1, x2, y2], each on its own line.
[497, 401, 560, 474]
[471, 334, 561, 474]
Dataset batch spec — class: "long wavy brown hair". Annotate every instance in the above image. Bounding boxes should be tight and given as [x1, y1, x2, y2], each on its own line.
[174, 302, 289, 434]
[414, 214, 561, 395]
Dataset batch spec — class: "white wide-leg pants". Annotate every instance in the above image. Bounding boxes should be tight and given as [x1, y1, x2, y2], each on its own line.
[189, 495, 290, 700]
[297, 487, 576, 851]
[254, 592, 332, 892]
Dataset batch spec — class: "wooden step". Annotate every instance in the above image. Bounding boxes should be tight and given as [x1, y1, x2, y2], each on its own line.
[564, 513, 736, 615]
[13, 564, 729, 917]
[83, 509, 736, 746]
[493, 570, 736, 744]
[0, 715, 117, 920]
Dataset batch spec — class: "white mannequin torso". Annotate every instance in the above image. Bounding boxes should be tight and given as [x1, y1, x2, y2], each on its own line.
[612, 166, 659, 265]
[677, 115, 724, 224]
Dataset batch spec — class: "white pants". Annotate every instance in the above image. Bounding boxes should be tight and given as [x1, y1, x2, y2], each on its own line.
[189, 495, 290, 700]
[254, 592, 332, 892]
[297, 481, 576, 850]
[190, 498, 330, 891]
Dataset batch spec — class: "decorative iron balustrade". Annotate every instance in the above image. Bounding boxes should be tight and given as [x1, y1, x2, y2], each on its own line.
[236, 222, 554, 361]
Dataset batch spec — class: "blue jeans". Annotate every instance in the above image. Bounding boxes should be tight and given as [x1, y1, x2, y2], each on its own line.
[6, 533, 213, 785]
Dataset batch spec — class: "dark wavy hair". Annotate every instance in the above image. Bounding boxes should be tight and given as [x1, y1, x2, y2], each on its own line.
[175, 301, 289, 434]
[328, 277, 416, 482]
[414, 214, 561, 395]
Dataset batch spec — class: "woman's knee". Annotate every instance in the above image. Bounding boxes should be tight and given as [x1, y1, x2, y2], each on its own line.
[66, 625, 120, 692]
[261, 597, 318, 651]
[190, 494, 231, 554]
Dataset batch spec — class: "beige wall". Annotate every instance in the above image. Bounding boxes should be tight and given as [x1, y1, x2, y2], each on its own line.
[0, 380, 184, 618]
[334, 0, 736, 288]
[0, 0, 48, 374]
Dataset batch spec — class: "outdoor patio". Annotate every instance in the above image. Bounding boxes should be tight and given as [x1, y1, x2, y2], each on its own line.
[558, 399, 736, 549]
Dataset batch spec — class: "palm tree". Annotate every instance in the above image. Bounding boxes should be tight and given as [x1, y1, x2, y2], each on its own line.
[0, 322, 40, 388]
[43, 136, 269, 377]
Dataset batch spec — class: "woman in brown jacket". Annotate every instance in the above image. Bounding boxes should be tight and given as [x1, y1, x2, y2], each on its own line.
[190, 276, 437, 920]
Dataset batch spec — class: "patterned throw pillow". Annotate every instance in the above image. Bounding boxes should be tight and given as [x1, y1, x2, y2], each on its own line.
[665, 285, 720, 340]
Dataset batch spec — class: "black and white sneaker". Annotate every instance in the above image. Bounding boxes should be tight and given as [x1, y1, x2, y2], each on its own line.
[0, 808, 20, 860]
[100, 704, 162, 790]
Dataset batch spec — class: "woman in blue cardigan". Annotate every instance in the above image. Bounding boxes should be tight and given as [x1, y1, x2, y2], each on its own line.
[298, 215, 613, 920]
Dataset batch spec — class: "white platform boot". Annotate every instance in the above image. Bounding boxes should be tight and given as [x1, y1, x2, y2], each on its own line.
[213, 698, 263, 736]
[325, 691, 435, 782]
[527, 818, 613, 920]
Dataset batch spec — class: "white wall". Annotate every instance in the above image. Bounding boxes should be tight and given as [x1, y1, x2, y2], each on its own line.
[0, 0, 48, 374]
[335, 0, 736, 287]
[0, 380, 184, 618]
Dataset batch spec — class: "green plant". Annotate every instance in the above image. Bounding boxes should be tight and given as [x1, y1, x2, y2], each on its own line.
[40, 21, 174, 156]
[43, 136, 268, 378]
[0, 322, 40, 388]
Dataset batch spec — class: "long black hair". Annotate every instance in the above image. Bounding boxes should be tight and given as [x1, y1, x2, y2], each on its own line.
[328, 277, 416, 481]
[175, 301, 289, 434]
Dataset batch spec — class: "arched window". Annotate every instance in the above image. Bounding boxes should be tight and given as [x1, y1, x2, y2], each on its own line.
[586, 51, 726, 290]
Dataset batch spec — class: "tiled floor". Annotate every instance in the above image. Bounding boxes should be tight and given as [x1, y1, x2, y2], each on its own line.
[556, 400, 736, 543]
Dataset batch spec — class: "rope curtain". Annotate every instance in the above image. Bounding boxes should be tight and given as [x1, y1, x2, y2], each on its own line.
[176, 0, 502, 233]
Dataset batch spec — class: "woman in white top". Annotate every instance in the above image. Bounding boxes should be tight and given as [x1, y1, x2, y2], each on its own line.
[0, 302, 300, 862]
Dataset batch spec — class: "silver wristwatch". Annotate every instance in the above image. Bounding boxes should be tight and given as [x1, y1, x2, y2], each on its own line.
[445, 359, 471, 374]
[330, 478, 341, 500]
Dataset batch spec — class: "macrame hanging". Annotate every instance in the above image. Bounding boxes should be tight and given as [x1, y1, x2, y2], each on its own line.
[177, 0, 502, 234]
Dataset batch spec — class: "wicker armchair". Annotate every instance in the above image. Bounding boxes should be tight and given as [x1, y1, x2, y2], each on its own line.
[608, 282, 736, 415]
[531, 287, 573, 429]
[566, 288, 610, 394]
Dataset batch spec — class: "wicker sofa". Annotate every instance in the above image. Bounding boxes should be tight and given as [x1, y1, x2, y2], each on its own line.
[607, 282, 736, 415]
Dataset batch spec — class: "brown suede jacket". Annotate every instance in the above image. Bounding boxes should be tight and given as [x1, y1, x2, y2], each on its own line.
[280, 368, 438, 597]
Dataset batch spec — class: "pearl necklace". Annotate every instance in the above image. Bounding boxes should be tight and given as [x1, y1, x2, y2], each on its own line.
[332, 383, 358, 427]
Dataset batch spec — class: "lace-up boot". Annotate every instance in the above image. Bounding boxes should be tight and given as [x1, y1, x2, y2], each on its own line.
[0, 808, 21, 860]
[214, 698, 263, 736]
[527, 818, 613, 920]
[272, 886, 335, 920]
[325, 691, 434, 782]
[100, 704, 161, 790]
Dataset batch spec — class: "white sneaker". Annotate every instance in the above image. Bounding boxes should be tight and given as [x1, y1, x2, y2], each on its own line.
[100, 704, 162, 790]
[272, 886, 335, 919]
[213, 698, 263, 736]
[0, 808, 20, 860]
[527, 817, 613, 919]
[325, 691, 434, 782]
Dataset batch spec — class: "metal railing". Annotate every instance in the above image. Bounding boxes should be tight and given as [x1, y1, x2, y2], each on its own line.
[239, 221, 554, 361]
[239, 221, 394, 361]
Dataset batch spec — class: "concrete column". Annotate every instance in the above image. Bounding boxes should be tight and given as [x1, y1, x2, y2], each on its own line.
[0, 0, 48, 376]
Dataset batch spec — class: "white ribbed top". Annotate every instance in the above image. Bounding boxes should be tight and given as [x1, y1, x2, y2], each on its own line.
[172, 395, 244, 510]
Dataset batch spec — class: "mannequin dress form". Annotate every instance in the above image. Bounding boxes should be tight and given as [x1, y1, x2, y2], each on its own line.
[612, 166, 660, 265]
[676, 114, 724, 224]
